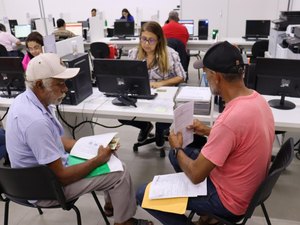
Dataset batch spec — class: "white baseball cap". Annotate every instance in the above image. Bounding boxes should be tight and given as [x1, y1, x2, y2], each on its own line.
[26, 53, 80, 81]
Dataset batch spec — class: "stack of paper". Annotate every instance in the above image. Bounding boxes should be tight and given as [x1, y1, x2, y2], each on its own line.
[68, 132, 123, 177]
[175, 86, 212, 115]
[142, 172, 207, 214]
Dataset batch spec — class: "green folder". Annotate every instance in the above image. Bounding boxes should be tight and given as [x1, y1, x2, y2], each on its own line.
[67, 155, 110, 178]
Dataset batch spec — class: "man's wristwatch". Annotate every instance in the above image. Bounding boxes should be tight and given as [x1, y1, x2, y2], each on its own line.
[173, 147, 183, 158]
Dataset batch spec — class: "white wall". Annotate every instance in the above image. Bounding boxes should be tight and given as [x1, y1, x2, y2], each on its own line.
[1, 0, 299, 37]
[0, 0, 180, 27]
[181, 0, 290, 38]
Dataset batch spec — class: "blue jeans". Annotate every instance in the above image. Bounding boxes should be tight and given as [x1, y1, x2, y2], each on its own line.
[0, 129, 7, 159]
[136, 144, 239, 225]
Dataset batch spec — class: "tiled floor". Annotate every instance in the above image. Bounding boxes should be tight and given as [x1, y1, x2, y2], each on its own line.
[1, 60, 300, 225]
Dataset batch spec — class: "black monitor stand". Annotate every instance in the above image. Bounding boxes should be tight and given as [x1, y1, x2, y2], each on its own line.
[268, 95, 296, 110]
[112, 95, 137, 107]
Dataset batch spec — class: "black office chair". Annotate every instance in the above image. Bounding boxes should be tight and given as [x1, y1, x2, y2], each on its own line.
[187, 138, 294, 225]
[167, 38, 189, 81]
[0, 44, 8, 57]
[0, 165, 110, 225]
[90, 42, 111, 59]
[250, 40, 269, 63]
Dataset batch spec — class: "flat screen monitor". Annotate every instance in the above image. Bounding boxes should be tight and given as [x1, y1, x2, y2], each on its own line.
[0, 57, 25, 98]
[30, 18, 40, 30]
[179, 19, 194, 36]
[65, 23, 83, 36]
[14, 25, 31, 40]
[8, 19, 18, 35]
[254, 57, 300, 110]
[113, 21, 134, 37]
[93, 59, 156, 106]
[78, 20, 89, 28]
[245, 20, 271, 39]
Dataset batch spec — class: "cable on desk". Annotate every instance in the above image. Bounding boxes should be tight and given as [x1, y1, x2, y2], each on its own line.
[56, 105, 139, 139]
[0, 108, 9, 121]
[56, 105, 75, 130]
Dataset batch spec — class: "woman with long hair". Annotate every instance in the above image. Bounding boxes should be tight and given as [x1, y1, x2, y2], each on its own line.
[120, 21, 186, 155]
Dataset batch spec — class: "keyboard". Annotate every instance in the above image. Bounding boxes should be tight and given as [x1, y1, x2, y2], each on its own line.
[105, 93, 158, 100]
[242, 36, 268, 41]
[110, 37, 136, 41]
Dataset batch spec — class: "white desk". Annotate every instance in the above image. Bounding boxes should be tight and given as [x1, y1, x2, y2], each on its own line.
[84, 37, 255, 52]
[1, 88, 299, 133]
[263, 95, 300, 132]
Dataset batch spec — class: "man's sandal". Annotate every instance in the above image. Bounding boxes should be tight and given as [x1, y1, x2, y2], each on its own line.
[131, 218, 153, 225]
[103, 203, 113, 217]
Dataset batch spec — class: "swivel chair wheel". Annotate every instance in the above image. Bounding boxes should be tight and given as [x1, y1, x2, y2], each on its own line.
[296, 151, 300, 160]
[133, 144, 138, 152]
[160, 149, 165, 158]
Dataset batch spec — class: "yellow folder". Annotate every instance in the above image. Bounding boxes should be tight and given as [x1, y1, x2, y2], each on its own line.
[141, 182, 188, 214]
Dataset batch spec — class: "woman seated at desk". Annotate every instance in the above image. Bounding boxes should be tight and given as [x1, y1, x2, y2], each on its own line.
[120, 21, 186, 153]
[120, 8, 135, 22]
[22, 31, 43, 71]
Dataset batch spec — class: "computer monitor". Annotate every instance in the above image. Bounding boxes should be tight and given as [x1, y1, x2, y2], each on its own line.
[78, 20, 89, 28]
[244, 20, 271, 39]
[179, 19, 194, 37]
[14, 25, 31, 40]
[254, 57, 300, 110]
[8, 19, 18, 35]
[113, 21, 134, 38]
[94, 59, 156, 106]
[0, 57, 25, 98]
[30, 18, 40, 30]
[65, 23, 83, 37]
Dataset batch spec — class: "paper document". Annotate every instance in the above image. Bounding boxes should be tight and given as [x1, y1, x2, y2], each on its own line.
[142, 182, 188, 214]
[173, 101, 194, 148]
[70, 132, 118, 159]
[149, 172, 207, 199]
[176, 86, 211, 102]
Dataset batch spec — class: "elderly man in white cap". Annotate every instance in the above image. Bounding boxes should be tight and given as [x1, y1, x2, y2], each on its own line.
[6, 53, 153, 225]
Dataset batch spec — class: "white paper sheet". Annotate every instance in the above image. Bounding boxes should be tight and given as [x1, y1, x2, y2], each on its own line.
[149, 172, 207, 199]
[176, 87, 211, 102]
[70, 132, 118, 159]
[173, 101, 194, 148]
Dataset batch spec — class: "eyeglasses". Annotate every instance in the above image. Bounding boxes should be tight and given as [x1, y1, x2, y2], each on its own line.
[140, 36, 157, 45]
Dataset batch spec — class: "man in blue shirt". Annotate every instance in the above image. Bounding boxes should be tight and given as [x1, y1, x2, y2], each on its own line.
[6, 53, 152, 225]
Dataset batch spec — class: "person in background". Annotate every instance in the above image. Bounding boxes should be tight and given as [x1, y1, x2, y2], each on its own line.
[87, 8, 97, 28]
[6, 53, 153, 225]
[162, 10, 189, 48]
[91, 8, 97, 17]
[52, 19, 76, 41]
[120, 8, 134, 22]
[136, 41, 275, 225]
[119, 21, 185, 154]
[22, 31, 43, 71]
[0, 23, 21, 56]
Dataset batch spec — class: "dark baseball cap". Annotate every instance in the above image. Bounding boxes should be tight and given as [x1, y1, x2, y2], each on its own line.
[193, 41, 244, 73]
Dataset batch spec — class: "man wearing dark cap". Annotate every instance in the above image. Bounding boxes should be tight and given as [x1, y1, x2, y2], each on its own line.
[6, 53, 153, 225]
[136, 41, 275, 225]
[162, 10, 189, 47]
